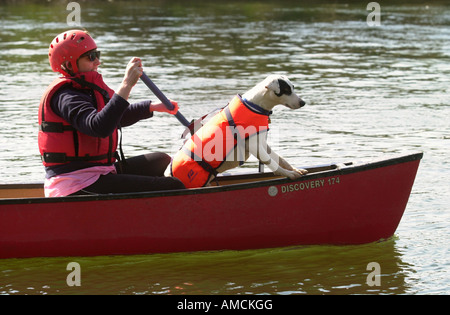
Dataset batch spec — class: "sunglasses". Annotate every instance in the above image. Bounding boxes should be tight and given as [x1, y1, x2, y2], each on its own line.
[80, 50, 101, 62]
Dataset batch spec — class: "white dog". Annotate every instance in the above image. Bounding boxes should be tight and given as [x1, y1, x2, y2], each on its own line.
[171, 75, 307, 188]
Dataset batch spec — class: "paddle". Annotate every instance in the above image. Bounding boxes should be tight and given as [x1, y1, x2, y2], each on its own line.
[140, 72, 192, 128]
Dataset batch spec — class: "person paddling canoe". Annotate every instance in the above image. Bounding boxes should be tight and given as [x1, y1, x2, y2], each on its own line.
[38, 29, 185, 197]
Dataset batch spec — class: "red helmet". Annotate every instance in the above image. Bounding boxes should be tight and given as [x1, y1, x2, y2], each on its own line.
[48, 30, 97, 76]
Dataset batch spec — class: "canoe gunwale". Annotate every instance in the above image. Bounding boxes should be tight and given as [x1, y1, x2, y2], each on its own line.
[0, 152, 423, 205]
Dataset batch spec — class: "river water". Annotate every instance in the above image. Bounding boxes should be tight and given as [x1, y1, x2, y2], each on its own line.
[0, 0, 449, 295]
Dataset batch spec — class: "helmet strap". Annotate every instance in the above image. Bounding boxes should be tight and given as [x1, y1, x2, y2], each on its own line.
[61, 61, 75, 76]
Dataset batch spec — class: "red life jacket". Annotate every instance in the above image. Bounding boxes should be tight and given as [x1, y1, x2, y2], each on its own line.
[171, 95, 270, 188]
[38, 71, 118, 167]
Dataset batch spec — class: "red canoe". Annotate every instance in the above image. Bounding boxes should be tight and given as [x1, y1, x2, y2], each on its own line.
[0, 152, 422, 259]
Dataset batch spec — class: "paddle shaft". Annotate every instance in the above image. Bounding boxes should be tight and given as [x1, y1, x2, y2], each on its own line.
[140, 72, 191, 127]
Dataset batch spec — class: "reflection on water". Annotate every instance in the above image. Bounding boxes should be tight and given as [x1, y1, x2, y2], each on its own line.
[0, 0, 449, 295]
[1, 239, 412, 295]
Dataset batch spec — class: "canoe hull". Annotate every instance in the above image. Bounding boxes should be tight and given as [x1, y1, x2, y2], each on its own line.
[0, 152, 422, 259]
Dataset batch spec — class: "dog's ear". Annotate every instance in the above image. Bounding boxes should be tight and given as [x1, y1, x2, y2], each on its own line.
[277, 79, 292, 96]
[265, 79, 281, 96]
[265, 79, 292, 97]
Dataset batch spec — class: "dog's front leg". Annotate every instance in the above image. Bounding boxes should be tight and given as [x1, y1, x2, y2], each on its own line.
[266, 144, 308, 175]
[249, 134, 306, 179]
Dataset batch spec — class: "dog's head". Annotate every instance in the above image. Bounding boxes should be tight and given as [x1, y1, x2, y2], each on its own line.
[263, 75, 305, 109]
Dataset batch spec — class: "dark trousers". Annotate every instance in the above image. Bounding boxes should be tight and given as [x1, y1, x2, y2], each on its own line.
[71, 152, 185, 195]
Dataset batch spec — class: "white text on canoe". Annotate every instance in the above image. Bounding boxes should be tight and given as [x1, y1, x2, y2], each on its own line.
[281, 177, 340, 194]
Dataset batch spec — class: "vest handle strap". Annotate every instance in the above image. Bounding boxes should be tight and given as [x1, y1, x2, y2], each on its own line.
[41, 152, 117, 164]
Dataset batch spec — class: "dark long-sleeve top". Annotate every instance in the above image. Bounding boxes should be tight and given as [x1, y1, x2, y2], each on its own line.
[45, 86, 153, 178]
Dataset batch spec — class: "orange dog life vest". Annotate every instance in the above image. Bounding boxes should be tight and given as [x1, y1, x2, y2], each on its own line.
[171, 95, 270, 188]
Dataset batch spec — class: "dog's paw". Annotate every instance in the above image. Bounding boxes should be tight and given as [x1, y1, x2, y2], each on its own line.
[293, 168, 308, 176]
[286, 169, 305, 180]
[275, 167, 307, 179]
